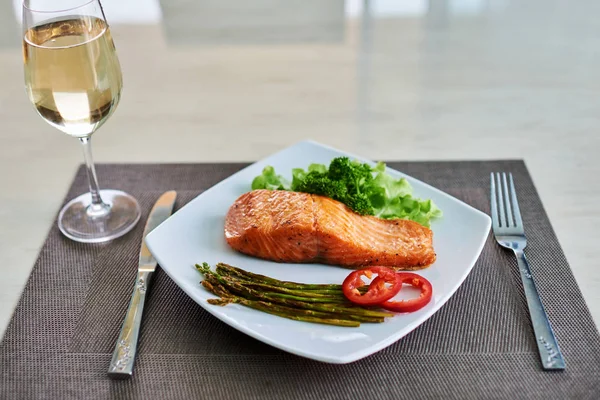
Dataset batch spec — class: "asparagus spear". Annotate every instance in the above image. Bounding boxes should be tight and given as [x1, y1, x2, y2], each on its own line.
[207, 298, 233, 306]
[223, 277, 350, 303]
[213, 263, 346, 291]
[230, 280, 348, 297]
[204, 273, 349, 304]
[216, 271, 348, 298]
[199, 264, 348, 302]
[202, 281, 377, 325]
[203, 278, 236, 298]
[207, 262, 369, 294]
[201, 271, 393, 319]
[237, 300, 360, 327]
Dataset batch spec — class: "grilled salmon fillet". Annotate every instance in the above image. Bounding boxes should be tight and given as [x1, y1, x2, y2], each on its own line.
[224, 189, 436, 269]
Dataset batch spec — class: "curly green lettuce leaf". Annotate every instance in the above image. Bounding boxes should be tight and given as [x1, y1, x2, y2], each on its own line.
[373, 194, 442, 227]
[366, 165, 442, 226]
[251, 166, 290, 190]
[308, 163, 328, 174]
[371, 166, 413, 199]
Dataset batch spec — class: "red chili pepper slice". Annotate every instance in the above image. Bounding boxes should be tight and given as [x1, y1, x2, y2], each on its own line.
[342, 267, 402, 306]
[380, 272, 433, 313]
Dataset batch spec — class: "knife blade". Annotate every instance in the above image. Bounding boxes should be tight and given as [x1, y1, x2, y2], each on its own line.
[108, 191, 177, 379]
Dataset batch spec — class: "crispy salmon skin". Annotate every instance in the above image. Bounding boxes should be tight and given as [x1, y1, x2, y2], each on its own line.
[224, 189, 436, 269]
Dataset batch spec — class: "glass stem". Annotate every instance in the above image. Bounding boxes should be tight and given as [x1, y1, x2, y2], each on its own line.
[79, 136, 110, 218]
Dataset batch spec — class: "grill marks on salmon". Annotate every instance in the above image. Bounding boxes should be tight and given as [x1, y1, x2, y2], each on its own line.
[224, 190, 436, 269]
[313, 196, 435, 268]
[224, 190, 318, 263]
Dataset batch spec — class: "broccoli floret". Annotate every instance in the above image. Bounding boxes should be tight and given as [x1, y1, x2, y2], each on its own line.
[343, 192, 373, 215]
[293, 171, 347, 199]
[265, 157, 376, 216]
[325, 157, 375, 215]
[328, 157, 374, 196]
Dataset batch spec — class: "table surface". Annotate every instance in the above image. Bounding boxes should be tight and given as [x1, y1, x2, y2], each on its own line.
[0, 0, 598, 338]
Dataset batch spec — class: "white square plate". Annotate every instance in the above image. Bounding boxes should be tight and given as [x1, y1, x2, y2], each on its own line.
[146, 140, 491, 363]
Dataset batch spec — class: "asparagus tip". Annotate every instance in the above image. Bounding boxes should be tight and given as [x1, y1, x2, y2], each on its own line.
[208, 298, 233, 306]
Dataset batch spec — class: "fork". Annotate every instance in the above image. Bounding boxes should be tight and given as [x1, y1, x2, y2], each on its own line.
[490, 172, 565, 370]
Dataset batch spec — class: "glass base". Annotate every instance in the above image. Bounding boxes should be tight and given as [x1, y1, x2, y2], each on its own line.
[58, 189, 141, 243]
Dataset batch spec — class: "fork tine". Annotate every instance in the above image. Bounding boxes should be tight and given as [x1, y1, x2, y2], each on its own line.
[490, 173, 499, 228]
[501, 173, 513, 227]
[495, 173, 506, 227]
[509, 173, 523, 228]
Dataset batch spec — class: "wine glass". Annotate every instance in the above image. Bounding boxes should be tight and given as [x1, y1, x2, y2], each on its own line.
[22, 0, 141, 243]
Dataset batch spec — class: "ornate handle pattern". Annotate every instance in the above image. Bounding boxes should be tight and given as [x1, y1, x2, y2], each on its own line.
[107, 271, 153, 378]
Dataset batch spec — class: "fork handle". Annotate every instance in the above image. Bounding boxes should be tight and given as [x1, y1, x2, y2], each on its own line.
[515, 250, 565, 370]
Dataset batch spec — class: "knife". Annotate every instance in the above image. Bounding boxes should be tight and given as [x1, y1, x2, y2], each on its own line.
[108, 191, 177, 379]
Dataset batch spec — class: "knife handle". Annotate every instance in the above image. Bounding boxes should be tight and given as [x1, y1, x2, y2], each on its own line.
[108, 271, 153, 378]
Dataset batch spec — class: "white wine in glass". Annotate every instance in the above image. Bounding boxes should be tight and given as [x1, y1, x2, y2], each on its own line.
[23, 0, 141, 243]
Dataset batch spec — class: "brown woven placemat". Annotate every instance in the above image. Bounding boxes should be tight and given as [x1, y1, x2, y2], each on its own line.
[1, 161, 599, 400]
